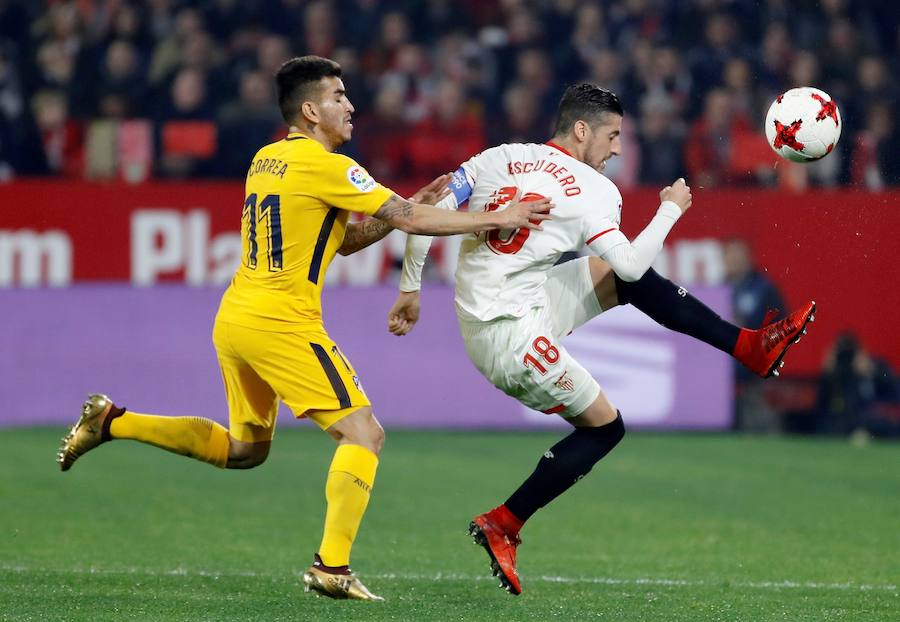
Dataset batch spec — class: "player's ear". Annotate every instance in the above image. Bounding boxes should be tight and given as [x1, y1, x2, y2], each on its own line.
[300, 100, 319, 125]
[573, 120, 588, 142]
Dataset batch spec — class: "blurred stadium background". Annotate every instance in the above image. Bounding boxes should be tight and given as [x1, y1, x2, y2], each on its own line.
[1, 1, 898, 620]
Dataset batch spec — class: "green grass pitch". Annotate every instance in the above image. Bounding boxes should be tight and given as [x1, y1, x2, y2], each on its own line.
[1, 427, 897, 621]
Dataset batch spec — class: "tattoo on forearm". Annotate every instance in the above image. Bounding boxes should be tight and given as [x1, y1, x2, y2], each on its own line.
[339, 218, 394, 255]
[375, 194, 414, 221]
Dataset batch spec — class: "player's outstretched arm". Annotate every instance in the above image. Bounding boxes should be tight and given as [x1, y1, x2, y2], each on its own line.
[374, 193, 552, 236]
[587, 178, 691, 282]
[338, 218, 393, 256]
[338, 174, 453, 256]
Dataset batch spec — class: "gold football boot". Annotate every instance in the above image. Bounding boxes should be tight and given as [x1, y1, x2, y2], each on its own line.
[57, 393, 122, 471]
[302, 566, 384, 601]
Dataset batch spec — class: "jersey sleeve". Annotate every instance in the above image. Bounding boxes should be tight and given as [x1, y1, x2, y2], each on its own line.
[580, 176, 626, 256]
[399, 193, 457, 292]
[313, 153, 394, 216]
[398, 154, 478, 292]
[587, 201, 682, 282]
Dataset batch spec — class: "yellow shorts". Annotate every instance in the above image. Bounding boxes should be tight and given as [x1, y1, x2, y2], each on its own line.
[212, 319, 371, 443]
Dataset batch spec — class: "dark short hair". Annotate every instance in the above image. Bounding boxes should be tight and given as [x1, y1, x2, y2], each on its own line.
[552, 83, 624, 136]
[276, 55, 342, 123]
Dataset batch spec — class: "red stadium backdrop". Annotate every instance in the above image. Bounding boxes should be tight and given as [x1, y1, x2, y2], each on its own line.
[0, 180, 897, 374]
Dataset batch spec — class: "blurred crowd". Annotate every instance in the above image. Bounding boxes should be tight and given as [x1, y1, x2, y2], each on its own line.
[1, 0, 898, 188]
[725, 238, 900, 439]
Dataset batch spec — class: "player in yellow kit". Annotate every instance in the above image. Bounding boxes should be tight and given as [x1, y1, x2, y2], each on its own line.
[56, 56, 551, 601]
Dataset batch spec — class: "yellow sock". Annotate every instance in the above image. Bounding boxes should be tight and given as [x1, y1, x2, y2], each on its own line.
[109, 411, 230, 468]
[317, 444, 379, 567]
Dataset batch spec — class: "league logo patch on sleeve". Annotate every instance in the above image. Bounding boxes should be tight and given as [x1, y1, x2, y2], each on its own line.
[347, 165, 377, 192]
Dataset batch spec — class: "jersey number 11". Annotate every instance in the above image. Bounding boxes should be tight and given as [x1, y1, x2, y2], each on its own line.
[243, 193, 283, 271]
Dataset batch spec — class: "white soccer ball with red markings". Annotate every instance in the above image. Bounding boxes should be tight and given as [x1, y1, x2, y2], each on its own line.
[765, 87, 842, 162]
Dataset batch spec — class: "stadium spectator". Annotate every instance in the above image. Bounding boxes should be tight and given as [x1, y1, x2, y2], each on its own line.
[584, 49, 627, 110]
[31, 88, 82, 177]
[570, 2, 610, 60]
[513, 48, 558, 120]
[256, 34, 293, 79]
[490, 5, 545, 95]
[365, 10, 412, 75]
[92, 39, 146, 118]
[433, 32, 490, 105]
[33, 40, 76, 96]
[1, 0, 898, 184]
[215, 69, 283, 178]
[757, 22, 793, 91]
[379, 41, 433, 124]
[788, 51, 822, 96]
[487, 81, 548, 146]
[821, 17, 863, 98]
[0, 44, 22, 121]
[724, 238, 787, 432]
[856, 56, 896, 104]
[155, 67, 217, 178]
[638, 92, 685, 185]
[646, 47, 691, 113]
[723, 57, 764, 123]
[684, 88, 761, 187]
[352, 79, 411, 186]
[815, 332, 900, 438]
[202, 0, 261, 43]
[299, 0, 338, 60]
[724, 238, 786, 335]
[850, 101, 898, 190]
[147, 6, 205, 88]
[407, 79, 485, 181]
[685, 12, 750, 114]
[0, 43, 45, 177]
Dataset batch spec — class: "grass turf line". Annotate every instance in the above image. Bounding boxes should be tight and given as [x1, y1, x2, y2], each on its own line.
[1, 427, 897, 621]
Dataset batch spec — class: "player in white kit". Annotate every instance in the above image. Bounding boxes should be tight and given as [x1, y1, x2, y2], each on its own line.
[388, 84, 816, 595]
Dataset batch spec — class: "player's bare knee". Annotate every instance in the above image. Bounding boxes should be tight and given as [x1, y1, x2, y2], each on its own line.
[226, 439, 270, 469]
[328, 406, 385, 456]
[355, 410, 385, 456]
[571, 391, 619, 427]
[588, 256, 619, 309]
[367, 418, 385, 456]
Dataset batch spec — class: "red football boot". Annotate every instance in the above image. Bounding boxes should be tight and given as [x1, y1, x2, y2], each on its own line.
[734, 301, 816, 378]
[468, 507, 524, 595]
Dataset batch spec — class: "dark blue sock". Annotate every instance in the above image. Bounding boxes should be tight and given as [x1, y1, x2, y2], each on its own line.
[615, 268, 740, 354]
[505, 414, 625, 523]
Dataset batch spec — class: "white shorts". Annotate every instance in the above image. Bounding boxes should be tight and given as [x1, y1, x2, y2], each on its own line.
[458, 257, 604, 418]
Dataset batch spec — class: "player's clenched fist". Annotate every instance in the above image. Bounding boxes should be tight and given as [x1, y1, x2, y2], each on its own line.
[659, 177, 692, 214]
[496, 196, 554, 231]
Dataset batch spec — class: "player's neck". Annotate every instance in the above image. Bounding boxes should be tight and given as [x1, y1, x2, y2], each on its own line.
[547, 136, 584, 163]
[287, 124, 338, 152]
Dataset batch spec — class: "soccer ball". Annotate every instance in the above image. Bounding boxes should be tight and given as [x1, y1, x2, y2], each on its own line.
[764, 87, 842, 162]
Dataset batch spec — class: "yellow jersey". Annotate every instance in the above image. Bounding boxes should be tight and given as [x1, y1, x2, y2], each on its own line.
[216, 133, 394, 331]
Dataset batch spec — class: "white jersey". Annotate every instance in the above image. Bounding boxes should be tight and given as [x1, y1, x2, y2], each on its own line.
[453, 142, 624, 322]
[399, 142, 682, 322]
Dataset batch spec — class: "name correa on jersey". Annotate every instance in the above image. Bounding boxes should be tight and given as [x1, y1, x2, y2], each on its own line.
[248, 158, 288, 178]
